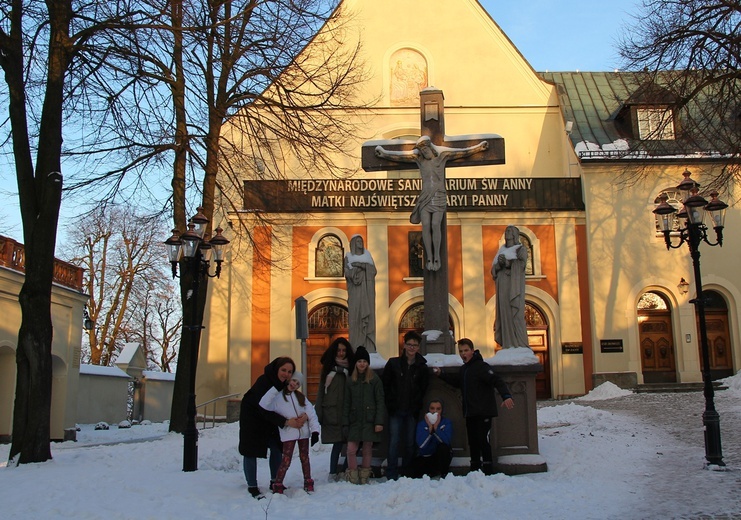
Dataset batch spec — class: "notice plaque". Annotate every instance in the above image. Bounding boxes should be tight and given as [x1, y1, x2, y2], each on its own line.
[600, 339, 624, 353]
[562, 342, 583, 354]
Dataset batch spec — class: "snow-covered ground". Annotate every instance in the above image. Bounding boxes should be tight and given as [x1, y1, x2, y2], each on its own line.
[2, 374, 740, 520]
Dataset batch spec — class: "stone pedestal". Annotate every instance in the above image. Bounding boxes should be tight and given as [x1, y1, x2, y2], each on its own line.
[492, 363, 547, 475]
[431, 362, 547, 475]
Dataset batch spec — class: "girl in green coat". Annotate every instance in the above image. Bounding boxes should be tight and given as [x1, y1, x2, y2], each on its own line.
[342, 346, 386, 484]
[315, 337, 355, 481]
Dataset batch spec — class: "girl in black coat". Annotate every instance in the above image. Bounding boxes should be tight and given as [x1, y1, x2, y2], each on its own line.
[239, 357, 304, 498]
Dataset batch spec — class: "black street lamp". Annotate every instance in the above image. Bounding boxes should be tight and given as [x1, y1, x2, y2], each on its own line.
[164, 207, 230, 472]
[653, 169, 728, 468]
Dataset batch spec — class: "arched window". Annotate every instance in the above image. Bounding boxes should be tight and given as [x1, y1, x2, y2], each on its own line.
[315, 234, 344, 278]
[496, 226, 543, 279]
[653, 189, 682, 234]
[637, 291, 669, 310]
[519, 234, 535, 276]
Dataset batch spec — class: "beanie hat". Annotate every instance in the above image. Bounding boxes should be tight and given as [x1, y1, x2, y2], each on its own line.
[354, 346, 370, 364]
[291, 371, 304, 387]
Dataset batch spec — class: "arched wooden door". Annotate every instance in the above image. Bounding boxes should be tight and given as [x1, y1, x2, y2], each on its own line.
[698, 290, 733, 380]
[493, 302, 551, 399]
[397, 302, 454, 356]
[307, 303, 349, 401]
[525, 303, 551, 400]
[638, 291, 677, 384]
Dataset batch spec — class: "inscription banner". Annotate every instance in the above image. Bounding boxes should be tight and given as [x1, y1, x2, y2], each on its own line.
[244, 177, 584, 213]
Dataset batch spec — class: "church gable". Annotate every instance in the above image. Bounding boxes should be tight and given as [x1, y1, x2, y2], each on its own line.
[340, 0, 556, 108]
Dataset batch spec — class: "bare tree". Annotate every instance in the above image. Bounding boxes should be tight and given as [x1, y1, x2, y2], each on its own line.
[122, 278, 182, 372]
[618, 0, 741, 190]
[0, 0, 148, 465]
[64, 207, 176, 367]
[68, 0, 369, 432]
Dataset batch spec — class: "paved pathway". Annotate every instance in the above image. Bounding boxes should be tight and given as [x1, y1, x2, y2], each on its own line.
[540, 388, 741, 519]
[563, 389, 740, 468]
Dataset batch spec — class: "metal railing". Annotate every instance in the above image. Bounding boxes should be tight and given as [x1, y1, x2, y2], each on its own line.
[196, 393, 241, 429]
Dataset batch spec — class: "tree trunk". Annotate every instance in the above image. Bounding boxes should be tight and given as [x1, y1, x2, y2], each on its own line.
[9, 171, 63, 464]
[7, 0, 70, 464]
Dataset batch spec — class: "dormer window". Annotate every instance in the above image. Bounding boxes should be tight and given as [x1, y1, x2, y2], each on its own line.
[637, 107, 675, 140]
[614, 82, 677, 141]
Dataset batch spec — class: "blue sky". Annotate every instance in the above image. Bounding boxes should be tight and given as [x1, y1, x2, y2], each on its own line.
[0, 0, 642, 242]
[480, 0, 639, 71]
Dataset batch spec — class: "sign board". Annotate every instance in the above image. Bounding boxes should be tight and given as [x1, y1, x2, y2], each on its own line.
[600, 339, 624, 353]
[243, 177, 584, 213]
[562, 342, 583, 354]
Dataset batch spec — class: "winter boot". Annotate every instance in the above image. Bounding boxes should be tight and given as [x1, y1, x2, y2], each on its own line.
[359, 468, 372, 484]
[469, 460, 481, 473]
[270, 481, 285, 494]
[304, 478, 315, 493]
[482, 462, 497, 476]
[346, 468, 360, 484]
[248, 487, 262, 499]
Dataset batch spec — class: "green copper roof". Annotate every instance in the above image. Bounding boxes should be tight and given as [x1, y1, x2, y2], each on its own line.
[540, 72, 639, 149]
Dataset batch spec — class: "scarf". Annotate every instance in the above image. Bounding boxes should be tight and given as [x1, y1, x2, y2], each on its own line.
[324, 357, 350, 392]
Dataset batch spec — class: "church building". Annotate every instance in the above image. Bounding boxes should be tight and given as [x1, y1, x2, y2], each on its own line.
[196, 0, 740, 405]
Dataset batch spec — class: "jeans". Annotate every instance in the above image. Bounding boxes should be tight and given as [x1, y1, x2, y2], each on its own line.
[386, 412, 416, 479]
[242, 435, 283, 487]
[329, 442, 345, 475]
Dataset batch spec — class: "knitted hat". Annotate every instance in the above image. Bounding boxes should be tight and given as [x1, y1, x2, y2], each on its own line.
[354, 346, 370, 364]
[291, 371, 304, 387]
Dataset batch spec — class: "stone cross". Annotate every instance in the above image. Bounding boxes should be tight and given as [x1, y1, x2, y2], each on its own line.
[361, 88, 505, 354]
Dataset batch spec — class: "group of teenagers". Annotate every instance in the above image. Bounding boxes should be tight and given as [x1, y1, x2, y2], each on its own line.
[238, 332, 515, 498]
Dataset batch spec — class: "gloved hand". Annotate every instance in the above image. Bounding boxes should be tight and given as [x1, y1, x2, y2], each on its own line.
[311, 431, 319, 446]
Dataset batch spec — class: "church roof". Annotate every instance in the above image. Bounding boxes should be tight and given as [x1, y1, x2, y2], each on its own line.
[540, 72, 633, 151]
[540, 71, 733, 162]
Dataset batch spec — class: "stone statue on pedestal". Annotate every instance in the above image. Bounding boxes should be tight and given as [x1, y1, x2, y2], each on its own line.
[492, 225, 529, 348]
[345, 235, 377, 352]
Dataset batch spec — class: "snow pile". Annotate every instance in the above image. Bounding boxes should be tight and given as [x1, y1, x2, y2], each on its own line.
[720, 370, 741, 395]
[575, 381, 633, 401]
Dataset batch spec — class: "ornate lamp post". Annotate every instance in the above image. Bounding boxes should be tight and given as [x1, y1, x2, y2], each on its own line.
[164, 207, 230, 472]
[653, 169, 727, 467]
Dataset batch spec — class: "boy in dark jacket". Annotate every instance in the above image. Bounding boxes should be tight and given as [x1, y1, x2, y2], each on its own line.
[382, 330, 429, 480]
[434, 338, 514, 475]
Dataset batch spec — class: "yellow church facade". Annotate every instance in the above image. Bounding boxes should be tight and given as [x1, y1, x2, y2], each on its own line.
[196, 0, 740, 405]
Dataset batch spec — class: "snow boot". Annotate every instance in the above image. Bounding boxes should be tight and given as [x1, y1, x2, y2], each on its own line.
[482, 462, 498, 476]
[304, 478, 315, 492]
[248, 487, 263, 499]
[359, 468, 372, 484]
[271, 481, 285, 494]
[346, 469, 360, 484]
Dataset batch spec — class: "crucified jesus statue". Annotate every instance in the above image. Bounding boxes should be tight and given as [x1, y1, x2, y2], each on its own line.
[375, 135, 488, 271]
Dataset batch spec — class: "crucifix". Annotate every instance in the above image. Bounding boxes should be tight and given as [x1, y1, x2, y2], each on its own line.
[361, 88, 505, 353]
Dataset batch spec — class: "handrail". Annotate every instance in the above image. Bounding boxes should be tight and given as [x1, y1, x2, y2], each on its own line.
[196, 393, 241, 430]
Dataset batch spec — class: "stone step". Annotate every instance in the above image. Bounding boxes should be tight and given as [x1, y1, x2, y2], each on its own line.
[635, 382, 727, 393]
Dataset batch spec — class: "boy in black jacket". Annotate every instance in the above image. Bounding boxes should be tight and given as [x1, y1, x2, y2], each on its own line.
[382, 330, 429, 480]
[434, 338, 514, 475]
